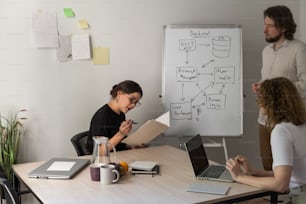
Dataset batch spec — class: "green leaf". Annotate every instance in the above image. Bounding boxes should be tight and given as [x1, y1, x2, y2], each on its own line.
[0, 110, 26, 183]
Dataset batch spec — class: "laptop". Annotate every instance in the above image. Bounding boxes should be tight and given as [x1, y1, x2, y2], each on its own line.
[184, 135, 233, 182]
[28, 158, 90, 179]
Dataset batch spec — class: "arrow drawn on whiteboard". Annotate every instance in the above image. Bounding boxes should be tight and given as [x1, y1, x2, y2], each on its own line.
[198, 43, 210, 47]
[196, 82, 201, 91]
[210, 81, 215, 88]
[192, 84, 211, 101]
[192, 102, 206, 109]
[185, 50, 189, 64]
[219, 84, 225, 93]
[201, 59, 215, 68]
[198, 72, 213, 76]
[179, 83, 185, 101]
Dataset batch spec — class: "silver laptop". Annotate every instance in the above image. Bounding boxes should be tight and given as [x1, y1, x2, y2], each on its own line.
[28, 158, 90, 179]
[184, 135, 233, 182]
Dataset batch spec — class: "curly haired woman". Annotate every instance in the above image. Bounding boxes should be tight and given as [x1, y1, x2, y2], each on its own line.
[227, 77, 306, 203]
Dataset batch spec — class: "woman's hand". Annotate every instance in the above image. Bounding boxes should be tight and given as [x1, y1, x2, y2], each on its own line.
[226, 155, 253, 181]
[118, 120, 133, 137]
[234, 155, 253, 175]
[226, 158, 244, 181]
[251, 82, 261, 94]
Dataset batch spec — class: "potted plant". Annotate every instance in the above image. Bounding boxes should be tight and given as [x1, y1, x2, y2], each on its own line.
[0, 109, 27, 182]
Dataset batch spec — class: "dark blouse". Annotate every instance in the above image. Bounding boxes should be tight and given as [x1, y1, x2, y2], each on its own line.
[86, 104, 128, 153]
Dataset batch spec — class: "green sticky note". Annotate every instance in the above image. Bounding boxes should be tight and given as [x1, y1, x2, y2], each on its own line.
[64, 8, 74, 17]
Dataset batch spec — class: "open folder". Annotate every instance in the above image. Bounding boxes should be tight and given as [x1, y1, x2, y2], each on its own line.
[123, 111, 170, 146]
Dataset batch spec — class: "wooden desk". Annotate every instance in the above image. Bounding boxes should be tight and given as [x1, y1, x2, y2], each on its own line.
[13, 145, 276, 204]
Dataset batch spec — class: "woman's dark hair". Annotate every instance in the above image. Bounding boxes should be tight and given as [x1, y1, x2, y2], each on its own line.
[264, 5, 296, 40]
[110, 80, 143, 98]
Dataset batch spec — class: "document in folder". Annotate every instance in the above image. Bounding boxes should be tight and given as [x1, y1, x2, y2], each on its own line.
[123, 112, 170, 146]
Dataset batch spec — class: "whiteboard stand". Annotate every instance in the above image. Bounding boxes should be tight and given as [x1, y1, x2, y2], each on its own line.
[203, 136, 229, 161]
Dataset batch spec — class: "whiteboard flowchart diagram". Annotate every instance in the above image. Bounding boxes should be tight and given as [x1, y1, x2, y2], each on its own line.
[171, 35, 235, 121]
[162, 25, 243, 136]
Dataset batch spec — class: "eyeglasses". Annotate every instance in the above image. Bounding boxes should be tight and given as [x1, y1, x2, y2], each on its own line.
[127, 95, 141, 107]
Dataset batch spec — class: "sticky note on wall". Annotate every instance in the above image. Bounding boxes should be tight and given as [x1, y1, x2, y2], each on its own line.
[78, 20, 89, 29]
[64, 8, 74, 17]
[93, 47, 110, 65]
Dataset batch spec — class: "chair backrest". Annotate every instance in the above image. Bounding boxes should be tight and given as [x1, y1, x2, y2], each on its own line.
[71, 131, 90, 156]
[0, 169, 7, 204]
[0, 179, 20, 204]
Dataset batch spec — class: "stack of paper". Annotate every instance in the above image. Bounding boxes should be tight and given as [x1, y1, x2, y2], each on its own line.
[129, 161, 160, 175]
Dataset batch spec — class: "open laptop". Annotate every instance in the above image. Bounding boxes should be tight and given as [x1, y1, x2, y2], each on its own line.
[28, 158, 90, 179]
[184, 135, 233, 182]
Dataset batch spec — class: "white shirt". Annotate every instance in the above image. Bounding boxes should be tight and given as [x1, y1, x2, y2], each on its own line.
[271, 122, 306, 188]
[258, 40, 306, 125]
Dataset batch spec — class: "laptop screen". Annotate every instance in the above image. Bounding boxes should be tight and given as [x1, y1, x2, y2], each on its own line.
[185, 135, 209, 176]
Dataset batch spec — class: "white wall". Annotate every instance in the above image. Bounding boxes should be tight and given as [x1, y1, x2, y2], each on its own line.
[0, 0, 301, 166]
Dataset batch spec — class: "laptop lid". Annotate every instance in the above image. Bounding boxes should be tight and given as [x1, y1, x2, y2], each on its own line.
[184, 135, 209, 177]
[185, 135, 234, 182]
[28, 158, 90, 179]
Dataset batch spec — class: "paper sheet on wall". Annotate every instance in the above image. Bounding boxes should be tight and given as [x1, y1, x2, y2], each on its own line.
[71, 33, 91, 60]
[123, 112, 170, 146]
[57, 35, 72, 62]
[32, 11, 59, 48]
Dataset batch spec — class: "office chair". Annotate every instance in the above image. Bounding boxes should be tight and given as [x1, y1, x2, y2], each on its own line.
[0, 169, 7, 204]
[0, 178, 20, 204]
[0, 168, 30, 204]
[71, 131, 90, 156]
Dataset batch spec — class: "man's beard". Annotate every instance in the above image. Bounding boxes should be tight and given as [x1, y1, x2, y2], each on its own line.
[265, 33, 282, 43]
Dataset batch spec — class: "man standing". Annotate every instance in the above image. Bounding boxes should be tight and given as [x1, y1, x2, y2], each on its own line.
[252, 5, 306, 170]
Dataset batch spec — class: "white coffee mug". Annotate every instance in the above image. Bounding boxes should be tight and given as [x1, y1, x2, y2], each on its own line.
[100, 164, 120, 185]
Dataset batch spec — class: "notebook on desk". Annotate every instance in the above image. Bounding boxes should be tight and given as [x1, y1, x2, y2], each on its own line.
[184, 135, 233, 182]
[28, 158, 90, 179]
[187, 182, 231, 195]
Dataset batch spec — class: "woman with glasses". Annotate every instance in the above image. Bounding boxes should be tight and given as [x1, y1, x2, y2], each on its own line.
[226, 77, 306, 203]
[86, 80, 143, 153]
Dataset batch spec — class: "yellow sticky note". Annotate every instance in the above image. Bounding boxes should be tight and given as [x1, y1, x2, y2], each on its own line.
[64, 8, 74, 17]
[93, 47, 110, 65]
[78, 20, 89, 29]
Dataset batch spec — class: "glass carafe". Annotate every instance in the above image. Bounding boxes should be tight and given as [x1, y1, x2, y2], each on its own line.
[92, 136, 116, 165]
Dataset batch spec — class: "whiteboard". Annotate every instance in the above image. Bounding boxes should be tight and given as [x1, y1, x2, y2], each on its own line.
[162, 24, 243, 137]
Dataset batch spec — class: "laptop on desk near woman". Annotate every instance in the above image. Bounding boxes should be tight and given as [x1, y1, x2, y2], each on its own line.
[184, 135, 233, 182]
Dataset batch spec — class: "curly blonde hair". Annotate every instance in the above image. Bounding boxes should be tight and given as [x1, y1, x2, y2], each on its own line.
[257, 77, 306, 128]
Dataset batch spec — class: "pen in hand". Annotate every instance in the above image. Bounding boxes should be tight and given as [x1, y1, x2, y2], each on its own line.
[125, 119, 138, 125]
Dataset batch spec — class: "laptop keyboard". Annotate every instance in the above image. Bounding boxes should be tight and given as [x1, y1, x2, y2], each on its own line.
[201, 165, 225, 178]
